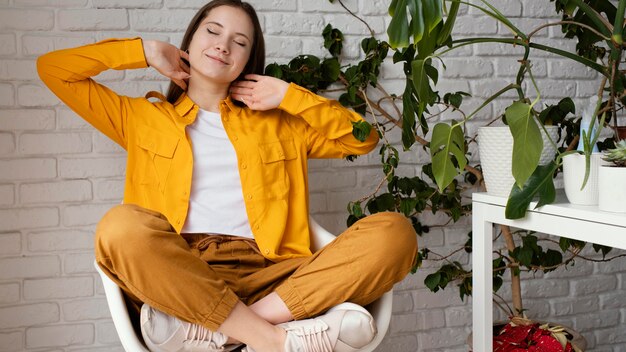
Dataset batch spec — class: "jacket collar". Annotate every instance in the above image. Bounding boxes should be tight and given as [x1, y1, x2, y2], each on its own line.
[173, 93, 243, 123]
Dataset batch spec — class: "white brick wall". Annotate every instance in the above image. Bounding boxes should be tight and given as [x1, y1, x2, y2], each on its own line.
[1, 0, 625, 351]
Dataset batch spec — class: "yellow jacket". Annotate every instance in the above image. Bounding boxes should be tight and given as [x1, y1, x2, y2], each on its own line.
[37, 38, 379, 261]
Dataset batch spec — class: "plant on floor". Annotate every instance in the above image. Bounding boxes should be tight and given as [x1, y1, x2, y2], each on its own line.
[264, 0, 626, 344]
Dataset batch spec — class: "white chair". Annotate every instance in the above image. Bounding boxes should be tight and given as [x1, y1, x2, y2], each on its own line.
[95, 216, 393, 352]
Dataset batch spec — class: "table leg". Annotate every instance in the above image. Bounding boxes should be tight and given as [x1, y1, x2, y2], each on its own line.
[472, 202, 493, 352]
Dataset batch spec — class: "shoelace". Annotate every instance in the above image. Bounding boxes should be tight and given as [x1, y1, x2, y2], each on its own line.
[285, 322, 333, 352]
[183, 322, 221, 348]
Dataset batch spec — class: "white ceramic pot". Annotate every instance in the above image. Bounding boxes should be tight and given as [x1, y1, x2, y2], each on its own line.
[478, 126, 560, 197]
[563, 153, 609, 205]
[598, 165, 626, 212]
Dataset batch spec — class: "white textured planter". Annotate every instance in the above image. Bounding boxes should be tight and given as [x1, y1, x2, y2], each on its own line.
[563, 153, 609, 205]
[478, 126, 559, 197]
[598, 165, 626, 213]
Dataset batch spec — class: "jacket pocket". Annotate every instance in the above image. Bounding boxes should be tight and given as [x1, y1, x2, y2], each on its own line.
[257, 139, 297, 199]
[136, 125, 180, 192]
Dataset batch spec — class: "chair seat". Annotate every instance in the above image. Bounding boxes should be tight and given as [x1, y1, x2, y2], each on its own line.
[95, 216, 393, 351]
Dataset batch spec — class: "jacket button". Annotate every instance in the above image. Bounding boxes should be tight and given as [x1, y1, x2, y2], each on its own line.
[247, 195, 253, 199]
[233, 136, 239, 141]
[264, 249, 270, 255]
[242, 164, 247, 169]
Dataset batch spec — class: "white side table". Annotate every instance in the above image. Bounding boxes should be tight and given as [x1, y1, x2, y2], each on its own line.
[471, 190, 626, 352]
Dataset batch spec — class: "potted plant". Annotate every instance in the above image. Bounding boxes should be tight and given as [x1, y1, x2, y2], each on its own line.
[266, 0, 624, 349]
[598, 139, 626, 212]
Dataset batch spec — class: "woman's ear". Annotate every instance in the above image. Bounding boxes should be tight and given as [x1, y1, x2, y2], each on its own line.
[182, 49, 190, 67]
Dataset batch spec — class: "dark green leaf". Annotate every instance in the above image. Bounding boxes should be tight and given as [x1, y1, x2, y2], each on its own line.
[505, 162, 558, 219]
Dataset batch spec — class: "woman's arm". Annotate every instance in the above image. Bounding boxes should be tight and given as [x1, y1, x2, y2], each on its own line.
[37, 38, 189, 149]
[37, 38, 148, 148]
[230, 75, 379, 158]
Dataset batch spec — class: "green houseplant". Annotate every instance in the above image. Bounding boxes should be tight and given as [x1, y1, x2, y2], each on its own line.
[265, 0, 626, 348]
[598, 140, 626, 212]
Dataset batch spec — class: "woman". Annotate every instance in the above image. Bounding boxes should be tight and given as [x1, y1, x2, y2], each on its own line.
[37, 1, 417, 351]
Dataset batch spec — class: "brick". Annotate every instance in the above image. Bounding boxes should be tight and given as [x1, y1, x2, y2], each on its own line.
[63, 203, 116, 227]
[22, 35, 94, 57]
[0, 233, 20, 255]
[574, 310, 620, 331]
[19, 132, 92, 155]
[20, 180, 92, 204]
[309, 170, 356, 192]
[0, 303, 59, 329]
[94, 179, 124, 201]
[26, 323, 94, 348]
[58, 9, 129, 31]
[1, 132, 20, 153]
[0, 331, 22, 352]
[571, 275, 617, 296]
[264, 13, 325, 36]
[0, 207, 59, 231]
[17, 84, 60, 107]
[0, 34, 17, 56]
[130, 9, 197, 32]
[0, 283, 20, 304]
[0, 255, 60, 279]
[359, 0, 388, 16]
[324, 14, 385, 36]
[28, 229, 93, 252]
[390, 310, 445, 334]
[0, 183, 14, 205]
[452, 16, 498, 36]
[522, 279, 569, 298]
[60, 157, 126, 178]
[0, 83, 14, 107]
[0, 158, 56, 181]
[413, 287, 464, 309]
[14, 0, 88, 6]
[163, 0, 206, 8]
[93, 0, 162, 8]
[417, 326, 469, 349]
[523, 1, 559, 18]
[94, 133, 124, 154]
[58, 107, 92, 130]
[264, 36, 303, 59]
[469, 0, 521, 17]
[0, 9, 54, 30]
[63, 298, 110, 321]
[24, 277, 93, 300]
[442, 59, 494, 79]
[305, 0, 351, 13]
[551, 296, 600, 315]
[0, 60, 39, 81]
[0, 109, 55, 130]
[96, 321, 119, 344]
[594, 326, 626, 344]
[445, 306, 472, 327]
[549, 60, 598, 79]
[392, 291, 414, 313]
[65, 252, 97, 274]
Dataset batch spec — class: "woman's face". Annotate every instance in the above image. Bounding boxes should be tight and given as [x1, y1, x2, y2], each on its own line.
[187, 5, 254, 84]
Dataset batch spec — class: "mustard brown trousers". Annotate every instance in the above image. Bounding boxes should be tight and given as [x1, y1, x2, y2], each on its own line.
[95, 204, 417, 331]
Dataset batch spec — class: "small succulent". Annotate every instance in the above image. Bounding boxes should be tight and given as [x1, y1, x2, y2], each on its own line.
[603, 139, 626, 167]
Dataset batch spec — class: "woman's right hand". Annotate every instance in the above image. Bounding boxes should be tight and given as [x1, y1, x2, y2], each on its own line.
[142, 40, 191, 90]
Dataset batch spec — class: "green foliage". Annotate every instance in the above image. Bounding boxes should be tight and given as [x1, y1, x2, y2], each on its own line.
[602, 139, 626, 166]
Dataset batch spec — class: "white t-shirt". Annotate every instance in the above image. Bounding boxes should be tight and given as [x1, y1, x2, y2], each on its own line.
[181, 108, 254, 238]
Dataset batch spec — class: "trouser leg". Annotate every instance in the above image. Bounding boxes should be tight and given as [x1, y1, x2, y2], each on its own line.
[272, 211, 418, 320]
[94, 204, 240, 331]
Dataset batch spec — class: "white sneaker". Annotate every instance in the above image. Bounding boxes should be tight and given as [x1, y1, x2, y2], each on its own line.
[140, 304, 241, 352]
[244, 302, 377, 352]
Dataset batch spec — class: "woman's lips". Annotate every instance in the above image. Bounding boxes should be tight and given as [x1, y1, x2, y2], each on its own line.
[206, 54, 229, 65]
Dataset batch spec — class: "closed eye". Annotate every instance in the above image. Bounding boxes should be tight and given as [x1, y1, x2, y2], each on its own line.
[207, 28, 218, 35]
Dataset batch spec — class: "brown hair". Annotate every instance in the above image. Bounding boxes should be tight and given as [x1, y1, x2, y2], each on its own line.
[165, 0, 265, 104]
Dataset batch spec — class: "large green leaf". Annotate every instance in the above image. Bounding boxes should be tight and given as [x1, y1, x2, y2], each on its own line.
[387, 0, 443, 49]
[411, 59, 430, 102]
[505, 162, 557, 219]
[505, 101, 543, 188]
[430, 122, 467, 192]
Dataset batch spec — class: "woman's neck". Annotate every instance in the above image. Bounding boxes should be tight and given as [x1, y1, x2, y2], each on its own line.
[186, 77, 230, 113]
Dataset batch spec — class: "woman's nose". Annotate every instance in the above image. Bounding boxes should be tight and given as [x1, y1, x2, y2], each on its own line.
[215, 42, 229, 54]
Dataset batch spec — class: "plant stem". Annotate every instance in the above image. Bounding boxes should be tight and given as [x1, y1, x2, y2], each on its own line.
[501, 225, 523, 316]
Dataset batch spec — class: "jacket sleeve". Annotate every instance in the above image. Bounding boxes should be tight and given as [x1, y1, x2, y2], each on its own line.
[37, 38, 149, 149]
[279, 83, 379, 158]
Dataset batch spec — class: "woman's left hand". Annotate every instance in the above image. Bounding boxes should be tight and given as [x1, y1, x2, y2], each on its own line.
[229, 74, 289, 111]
